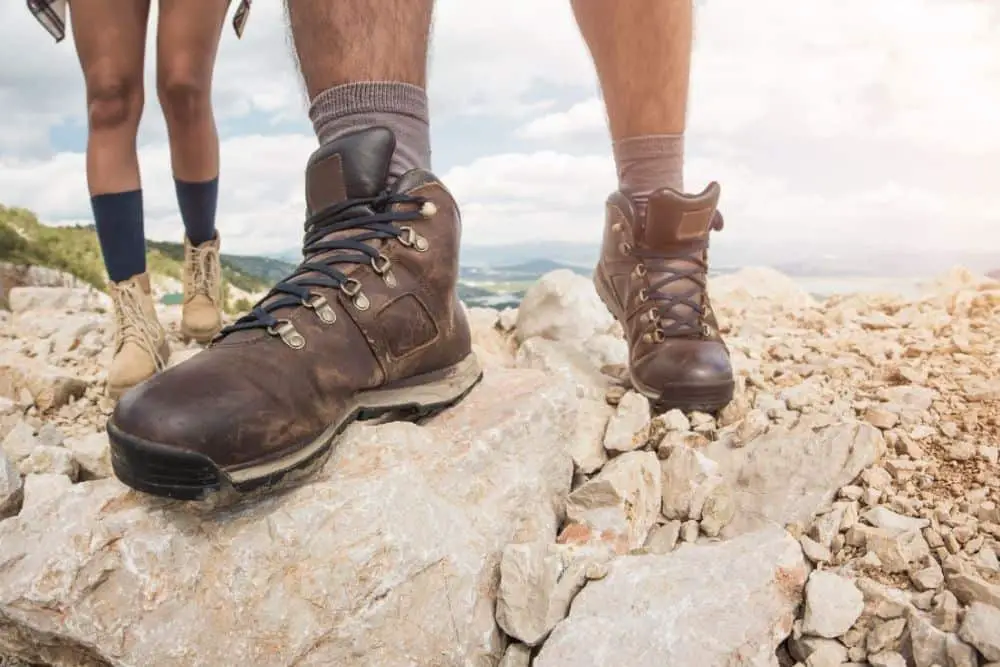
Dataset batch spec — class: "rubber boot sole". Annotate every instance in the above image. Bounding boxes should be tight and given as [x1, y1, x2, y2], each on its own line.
[592, 267, 734, 414]
[107, 353, 483, 501]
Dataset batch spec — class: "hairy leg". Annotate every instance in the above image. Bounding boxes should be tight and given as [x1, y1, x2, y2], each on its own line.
[286, 0, 435, 179]
[70, 0, 150, 283]
[572, 0, 693, 196]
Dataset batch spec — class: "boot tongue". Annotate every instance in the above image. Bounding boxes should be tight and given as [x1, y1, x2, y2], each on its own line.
[305, 126, 396, 214]
[639, 182, 721, 249]
[638, 182, 722, 336]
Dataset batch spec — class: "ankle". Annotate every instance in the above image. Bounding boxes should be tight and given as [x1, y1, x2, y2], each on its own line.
[308, 82, 430, 182]
[613, 134, 684, 214]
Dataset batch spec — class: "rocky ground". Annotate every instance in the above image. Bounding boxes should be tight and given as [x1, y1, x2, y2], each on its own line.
[0, 265, 998, 667]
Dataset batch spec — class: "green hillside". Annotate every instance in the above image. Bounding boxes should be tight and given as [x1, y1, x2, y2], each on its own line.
[0, 205, 296, 305]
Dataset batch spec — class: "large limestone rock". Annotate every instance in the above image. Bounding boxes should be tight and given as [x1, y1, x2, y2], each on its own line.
[0, 369, 577, 667]
[707, 420, 885, 538]
[534, 526, 807, 667]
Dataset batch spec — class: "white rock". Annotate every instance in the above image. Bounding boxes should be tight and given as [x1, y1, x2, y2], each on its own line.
[17, 446, 78, 481]
[62, 432, 112, 479]
[566, 399, 611, 474]
[7, 287, 109, 314]
[0, 370, 577, 667]
[958, 602, 1000, 661]
[801, 571, 864, 638]
[0, 421, 38, 466]
[534, 526, 807, 667]
[496, 542, 613, 646]
[0, 449, 22, 519]
[660, 443, 723, 521]
[515, 270, 613, 343]
[602, 391, 651, 453]
[563, 450, 662, 553]
[20, 473, 72, 510]
[499, 642, 531, 667]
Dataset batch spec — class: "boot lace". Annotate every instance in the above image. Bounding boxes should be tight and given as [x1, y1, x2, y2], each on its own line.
[111, 282, 167, 370]
[186, 242, 220, 304]
[218, 189, 435, 345]
[632, 211, 724, 342]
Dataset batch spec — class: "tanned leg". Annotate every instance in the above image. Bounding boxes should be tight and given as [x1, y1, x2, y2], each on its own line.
[156, 0, 228, 183]
[71, 0, 150, 197]
[287, 0, 435, 180]
[71, 0, 170, 398]
[156, 0, 229, 343]
[572, 0, 692, 196]
[579, 0, 735, 414]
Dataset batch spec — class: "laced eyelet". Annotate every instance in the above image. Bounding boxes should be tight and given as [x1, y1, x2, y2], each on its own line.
[420, 201, 437, 217]
[642, 328, 666, 344]
[399, 226, 429, 252]
[620, 242, 633, 255]
[642, 307, 659, 324]
[371, 254, 397, 287]
[303, 294, 336, 324]
[340, 278, 370, 311]
[611, 222, 624, 233]
[267, 319, 306, 349]
[637, 288, 648, 303]
[633, 263, 647, 278]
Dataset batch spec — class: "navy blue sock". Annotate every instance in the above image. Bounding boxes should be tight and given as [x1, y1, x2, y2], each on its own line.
[91, 190, 146, 283]
[175, 176, 218, 245]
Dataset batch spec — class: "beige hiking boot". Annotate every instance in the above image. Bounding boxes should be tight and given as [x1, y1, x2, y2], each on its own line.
[107, 273, 171, 399]
[181, 234, 223, 343]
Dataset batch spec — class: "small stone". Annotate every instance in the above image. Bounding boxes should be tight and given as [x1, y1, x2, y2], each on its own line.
[801, 571, 864, 638]
[958, 601, 1000, 661]
[699, 484, 736, 538]
[659, 444, 722, 521]
[17, 445, 78, 481]
[680, 520, 699, 543]
[930, 590, 959, 632]
[864, 407, 899, 429]
[840, 485, 864, 501]
[603, 392, 651, 453]
[0, 450, 23, 519]
[0, 420, 38, 466]
[867, 529, 930, 573]
[867, 651, 906, 667]
[21, 473, 72, 509]
[499, 642, 531, 667]
[866, 617, 906, 654]
[660, 409, 691, 432]
[799, 535, 832, 564]
[945, 443, 976, 461]
[62, 432, 112, 479]
[644, 521, 681, 554]
[909, 558, 944, 591]
[563, 451, 662, 553]
[945, 634, 980, 667]
[862, 506, 929, 534]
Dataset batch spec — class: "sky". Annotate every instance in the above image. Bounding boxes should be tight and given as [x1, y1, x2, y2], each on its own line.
[0, 0, 998, 261]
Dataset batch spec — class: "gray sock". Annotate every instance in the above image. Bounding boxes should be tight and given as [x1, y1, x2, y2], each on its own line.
[308, 82, 430, 182]
[613, 134, 685, 214]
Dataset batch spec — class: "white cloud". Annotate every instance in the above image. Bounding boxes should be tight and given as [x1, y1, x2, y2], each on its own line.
[1, 134, 316, 256]
[1, 0, 999, 263]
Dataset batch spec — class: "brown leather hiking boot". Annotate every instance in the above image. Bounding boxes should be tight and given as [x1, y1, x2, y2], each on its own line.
[180, 233, 223, 343]
[107, 127, 482, 500]
[594, 182, 734, 413]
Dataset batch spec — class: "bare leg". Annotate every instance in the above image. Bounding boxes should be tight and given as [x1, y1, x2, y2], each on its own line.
[71, 0, 150, 195]
[156, 0, 228, 182]
[287, 0, 435, 180]
[287, 0, 433, 97]
[572, 0, 692, 196]
[571, 0, 692, 139]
